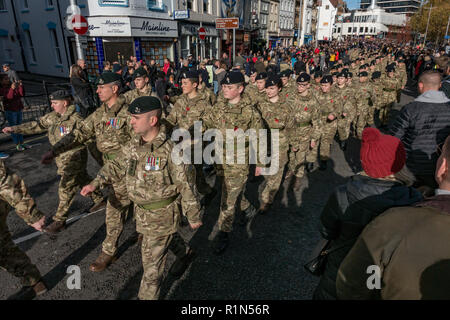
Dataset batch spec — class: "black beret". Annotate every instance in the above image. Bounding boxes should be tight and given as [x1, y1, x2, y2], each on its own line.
[337, 71, 347, 78]
[386, 65, 396, 72]
[112, 63, 122, 73]
[97, 72, 122, 85]
[132, 67, 148, 80]
[342, 68, 349, 73]
[181, 70, 199, 80]
[370, 60, 376, 66]
[279, 69, 292, 78]
[265, 74, 281, 88]
[249, 68, 257, 75]
[255, 72, 268, 81]
[347, 72, 353, 78]
[335, 64, 342, 68]
[296, 72, 311, 83]
[314, 70, 323, 77]
[128, 96, 162, 114]
[49, 90, 72, 100]
[221, 71, 245, 85]
[332, 72, 339, 77]
[343, 62, 350, 66]
[320, 75, 333, 84]
[358, 71, 368, 77]
[371, 71, 381, 79]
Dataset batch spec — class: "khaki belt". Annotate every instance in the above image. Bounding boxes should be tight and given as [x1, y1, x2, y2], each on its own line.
[103, 153, 117, 161]
[383, 88, 396, 92]
[297, 122, 311, 128]
[137, 194, 179, 211]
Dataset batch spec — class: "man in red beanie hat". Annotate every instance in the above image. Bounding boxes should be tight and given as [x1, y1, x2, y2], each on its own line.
[312, 127, 423, 300]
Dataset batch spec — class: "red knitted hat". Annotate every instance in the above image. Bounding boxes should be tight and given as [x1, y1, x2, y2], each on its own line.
[360, 128, 406, 178]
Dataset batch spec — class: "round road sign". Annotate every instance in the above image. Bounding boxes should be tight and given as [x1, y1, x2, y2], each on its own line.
[198, 27, 206, 40]
[72, 15, 88, 35]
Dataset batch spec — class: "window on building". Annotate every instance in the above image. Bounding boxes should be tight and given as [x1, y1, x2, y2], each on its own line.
[325, 5, 329, 9]
[365, 27, 368, 33]
[49, 29, 62, 65]
[99, 0, 129, 6]
[46, 0, 54, 8]
[348, 27, 352, 33]
[0, 0, 6, 11]
[148, 0, 164, 10]
[337, 27, 341, 33]
[373, 27, 376, 33]
[22, 0, 29, 9]
[359, 27, 363, 33]
[187, 0, 193, 9]
[24, 30, 36, 63]
[353, 27, 356, 32]
[203, 0, 209, 13]
[0, 37, 12, 61]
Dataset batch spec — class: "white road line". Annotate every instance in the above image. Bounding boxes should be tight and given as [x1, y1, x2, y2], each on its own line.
[13, 208, 105, 245]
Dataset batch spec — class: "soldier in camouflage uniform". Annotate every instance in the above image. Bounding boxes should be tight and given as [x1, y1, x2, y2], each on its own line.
[0, 160, 47, 300]
[396, 59, 407, 103]
[41, 73, 133, 272]
[81, 96, 202, 300]
[335, 72, 356, 151]
[280, 69, 296, 98]
[164, 70, 214, 198]
[198, 75, 217, 105]
[203, 72, 264, 254]
[287, 73, 322, 185]
[257, 75, 294, 212]
[354, 71, 375, 139]
[123, 67, 156, 105]
[370, 71, 384, 126]
[3, 90, 105, 234]
[247, 72, 269, 106]
[379, 64, 398, 126]
[315, 75, 343, 170]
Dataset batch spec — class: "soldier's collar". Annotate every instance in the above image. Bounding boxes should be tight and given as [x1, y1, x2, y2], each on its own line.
[105, 95, 126, 115]
[139, 125, 168, 151]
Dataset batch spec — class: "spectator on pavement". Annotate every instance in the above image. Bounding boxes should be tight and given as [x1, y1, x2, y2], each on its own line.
[390, 70, 450, 196]
[2, 64, 19, 83]
[0, 75, 27, 151]
[313, 127, 422, 300]
[70, 65, 95, 118]
[336, 134, 450, 300]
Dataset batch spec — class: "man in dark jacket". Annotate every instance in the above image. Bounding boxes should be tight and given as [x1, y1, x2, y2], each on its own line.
[337, 134, 450, 300]
[389, 70, 450, 195]
[313, 128, 422, 300]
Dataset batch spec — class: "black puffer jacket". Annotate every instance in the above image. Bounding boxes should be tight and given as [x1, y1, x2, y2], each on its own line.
[389, 90, 450, 176]
[313, 174, 423, 300]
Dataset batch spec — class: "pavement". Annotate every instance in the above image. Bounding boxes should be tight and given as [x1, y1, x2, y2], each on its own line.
[0, 84, 417, 300]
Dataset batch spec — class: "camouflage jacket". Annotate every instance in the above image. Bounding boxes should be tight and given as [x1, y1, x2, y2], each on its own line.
[91, 126, 201, 235]
[203, 92, 264, 167]
[12, 105, 87, 175]
[0, 160, 43, 225]
[282, 80, 297, 98]
[198, 85, 216, 105]
[315, 88, 343, 124]
[164, 91, 211, 132]
[246, 86, 268, 107]
[370, 79, 386, 108]
[287, 90, 322, 148]
[52, 95, 133, 158]
[381, 75, 398, 103]
[335, 85, 357, 118]
[123, 86, 155, 105]
[354, 81, 375, 112]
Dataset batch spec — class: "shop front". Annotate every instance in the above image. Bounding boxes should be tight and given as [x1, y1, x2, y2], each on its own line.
[179, 22, 218, 60]
[279, 30, 293, 47]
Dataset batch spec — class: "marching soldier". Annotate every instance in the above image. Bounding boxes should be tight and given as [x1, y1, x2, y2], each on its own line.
[379, 64, 398, 126]
[41, 73, 133, 272]
[315, 75, 343, 170]
[354, 71, 375, 139]
[335, 72, 356, 151]
[123, 67, 155, 105]
[81, 96, 202, 300]
[2, 90, 105, 234]
[250, 72, 269, 105]
[279, 69, 296, 97]
[288, 73, 322, 183]
[370, 71, 384, 126]
[0, 160, 47, 300]
[203, 72, 264, 254]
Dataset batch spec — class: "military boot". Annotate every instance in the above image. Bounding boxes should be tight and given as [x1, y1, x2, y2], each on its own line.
[306, 162, 314, 172]
[201, 188, 217, 208]
[7, 280, 47, 300]
[44, 220, 66, 235]
[89, 252, 117, 272]
[257, 202, 272, 215]
[213, 231, 229, 255]
[319, 160, 328, 171]
[238, 204, 258, 225]
[169, 248, 197, 277]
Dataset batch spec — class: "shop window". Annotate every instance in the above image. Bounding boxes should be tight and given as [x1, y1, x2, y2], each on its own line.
[99, 0, 129, 7]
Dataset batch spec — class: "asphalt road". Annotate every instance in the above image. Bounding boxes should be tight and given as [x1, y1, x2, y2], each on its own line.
[0, 87, 416, 300]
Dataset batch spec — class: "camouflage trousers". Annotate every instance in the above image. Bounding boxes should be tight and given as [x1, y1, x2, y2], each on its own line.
[261, 146, 289, 205]
[319, 121, 338, 161]
[288, 141, 310, 179]
[366, 106, 375, 126]
[337, 117, 352, 141]
[88, 142, 104, 167]
[218, 165, 251, 233]
[355, 110, 369, 139]
[102, 180, 131, 257]
[138, 232, 186, 300]
[379, 102, 393, 126]
[0, 203, 41, 287]
[53, 171, 104, 222]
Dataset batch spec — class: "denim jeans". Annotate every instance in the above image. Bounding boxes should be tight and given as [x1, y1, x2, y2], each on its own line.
[213, 81, 219, 95]
[5, 111, 24, 145]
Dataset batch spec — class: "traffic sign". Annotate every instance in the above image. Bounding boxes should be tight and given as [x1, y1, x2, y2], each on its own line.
[72, 15, 88, 35]
[198, 27, 206, 40]
[215, 18, 239, 29]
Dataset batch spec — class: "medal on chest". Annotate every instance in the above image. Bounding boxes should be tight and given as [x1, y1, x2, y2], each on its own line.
[107, 118, 121, 129]
[59, 126, 70, 136]
[145, 156, 160, 171]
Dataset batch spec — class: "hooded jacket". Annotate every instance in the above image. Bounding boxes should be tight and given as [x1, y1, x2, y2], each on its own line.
[313, 173, 423, 300]
[389, 90, 450, 176]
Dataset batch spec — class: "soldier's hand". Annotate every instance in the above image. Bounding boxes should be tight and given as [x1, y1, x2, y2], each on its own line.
[189, 221, 203, 230]
[41, 150, 55, 164]
[255, 166, 262, 177]
[81, 184, 96, 197]
[2, 127, 13, 134]
[291, 147, 298, 152]
[328, 114, 335, 121]
[342, 113, 347, 117]
[31, 216, 46, 232]
[310, 141, 316, 148]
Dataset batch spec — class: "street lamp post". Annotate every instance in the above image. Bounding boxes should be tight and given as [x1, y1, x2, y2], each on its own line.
[423, 3, 433, 47]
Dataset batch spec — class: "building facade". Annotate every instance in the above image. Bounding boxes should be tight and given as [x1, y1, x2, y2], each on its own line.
[279, 0, 295, 47]
[268, 0, 279, 47]
[360, 0, 420, 14]
[316, 0, 338, 41]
